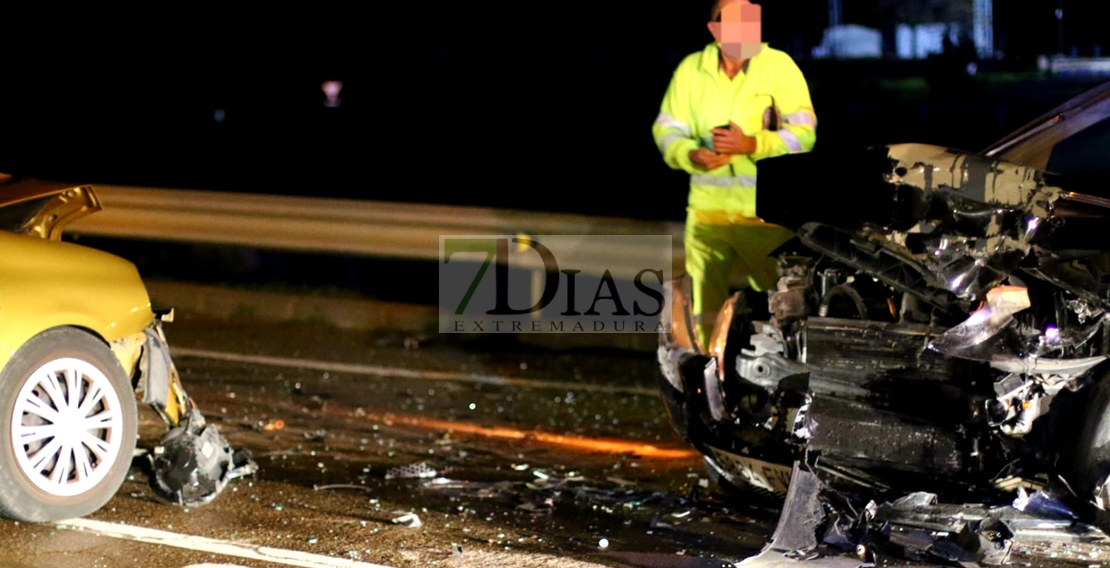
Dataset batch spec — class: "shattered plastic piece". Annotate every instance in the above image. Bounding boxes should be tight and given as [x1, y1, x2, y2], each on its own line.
[314, 484, 373, 494]
[821, 514, 857, 549]
[994, 476, 1047, 493]
[930, 286, 1030, 355]
[889, 492, 939, 510]
[1012, 487, 1078, 521]
[989, 356, 1107, 380]
[1012, 486, 1029, 510]
[149, 408, 256, 506]
[1097, 477, 1110, 510]
[228, 451, 258, 480]
[517, 502, 551, 513]
[384, 461, 438, 480]
[954, 517, 1014, 566]
[391, 512, 423, 528]
[864, 501, 877, 520]
[791, 399, 817, 440]
[877, 497, 1107, 545]
[766, 462, 825, 554]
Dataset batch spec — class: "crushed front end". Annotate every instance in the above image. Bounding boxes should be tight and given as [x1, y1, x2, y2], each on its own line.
[658, 143, 1110, 517]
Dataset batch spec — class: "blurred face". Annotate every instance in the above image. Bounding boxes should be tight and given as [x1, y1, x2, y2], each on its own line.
[708, 0, 761, 60]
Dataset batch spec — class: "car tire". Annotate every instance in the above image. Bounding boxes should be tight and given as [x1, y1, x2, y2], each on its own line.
[0, 327, 138, 522]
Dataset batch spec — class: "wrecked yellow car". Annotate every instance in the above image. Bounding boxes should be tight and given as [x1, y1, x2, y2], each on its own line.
[0, 174, 251, 522]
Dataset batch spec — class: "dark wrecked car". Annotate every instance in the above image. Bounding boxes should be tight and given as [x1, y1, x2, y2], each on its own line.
[658, 79, 1110, 524]
[0, 174, 254, 522]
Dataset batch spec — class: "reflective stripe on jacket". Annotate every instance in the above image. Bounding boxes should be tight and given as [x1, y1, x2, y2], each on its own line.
[653, 42, 816, 218]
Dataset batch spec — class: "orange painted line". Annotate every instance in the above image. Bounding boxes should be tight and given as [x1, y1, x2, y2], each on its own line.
[383, 414, 699, 460]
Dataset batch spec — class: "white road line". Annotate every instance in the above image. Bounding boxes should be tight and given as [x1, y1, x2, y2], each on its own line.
[169, 347, 658, 396]
[56, 518, 396, 568]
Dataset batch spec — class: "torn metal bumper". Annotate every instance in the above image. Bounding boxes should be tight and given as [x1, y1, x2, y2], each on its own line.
[136, 316, 257, 506]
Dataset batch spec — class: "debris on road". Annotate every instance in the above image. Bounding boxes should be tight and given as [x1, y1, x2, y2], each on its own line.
[392, 512, 423, 528]
[385, 461, 438, 480]
[260, 418, 285, 431]
[1011, 487, 1078, 521]
[730, 459, 1110, 567]
[313, 484, 374, 494]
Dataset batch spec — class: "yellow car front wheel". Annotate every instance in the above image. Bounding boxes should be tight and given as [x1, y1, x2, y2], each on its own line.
[0, 327, 137, 522]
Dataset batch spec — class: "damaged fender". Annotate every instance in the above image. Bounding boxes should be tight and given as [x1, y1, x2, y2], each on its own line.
[135, 316, 257, 506]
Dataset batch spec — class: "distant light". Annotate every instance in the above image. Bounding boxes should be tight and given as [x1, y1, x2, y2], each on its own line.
[966, 62, 978, 76]
[322, 80, 343, 108]
[214, 108, 226, 123]
[1046, 326, 1060, 341]
[1055, 8, 1063, 19]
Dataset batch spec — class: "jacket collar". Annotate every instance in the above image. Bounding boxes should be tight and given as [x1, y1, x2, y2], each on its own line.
[699, 42, 772, 75]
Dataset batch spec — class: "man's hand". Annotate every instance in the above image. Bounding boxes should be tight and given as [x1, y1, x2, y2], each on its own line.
[689, 147, 732, 170]
[711, 122, 756, 154]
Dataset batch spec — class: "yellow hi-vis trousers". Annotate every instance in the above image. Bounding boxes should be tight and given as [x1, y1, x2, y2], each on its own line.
[684, 209, 794, 349]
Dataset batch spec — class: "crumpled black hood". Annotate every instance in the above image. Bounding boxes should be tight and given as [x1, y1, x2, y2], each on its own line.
[754, 143, 1110, 308]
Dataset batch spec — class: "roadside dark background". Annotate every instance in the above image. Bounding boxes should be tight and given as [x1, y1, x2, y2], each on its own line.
[1, 3, 1107, 221]
[0, 4, 1107, 303]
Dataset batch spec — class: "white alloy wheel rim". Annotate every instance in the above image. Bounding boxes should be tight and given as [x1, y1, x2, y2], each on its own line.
[11, 358, 124, 497]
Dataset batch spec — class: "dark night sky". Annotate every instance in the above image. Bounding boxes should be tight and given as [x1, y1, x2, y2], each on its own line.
[0, 4, 719, 220]
[0, 3, 1105, 221]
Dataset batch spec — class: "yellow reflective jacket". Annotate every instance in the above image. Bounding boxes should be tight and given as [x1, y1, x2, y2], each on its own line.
[653, 42, 817, 218]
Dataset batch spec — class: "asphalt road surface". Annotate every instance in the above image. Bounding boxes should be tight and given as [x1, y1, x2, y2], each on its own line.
[2, 318, 1108, 568]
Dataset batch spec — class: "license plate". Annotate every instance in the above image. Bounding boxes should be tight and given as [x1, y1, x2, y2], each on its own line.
[707, 446, 792, 494]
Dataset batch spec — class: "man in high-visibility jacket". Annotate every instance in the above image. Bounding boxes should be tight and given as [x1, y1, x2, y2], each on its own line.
[653, 0, 817, 349]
